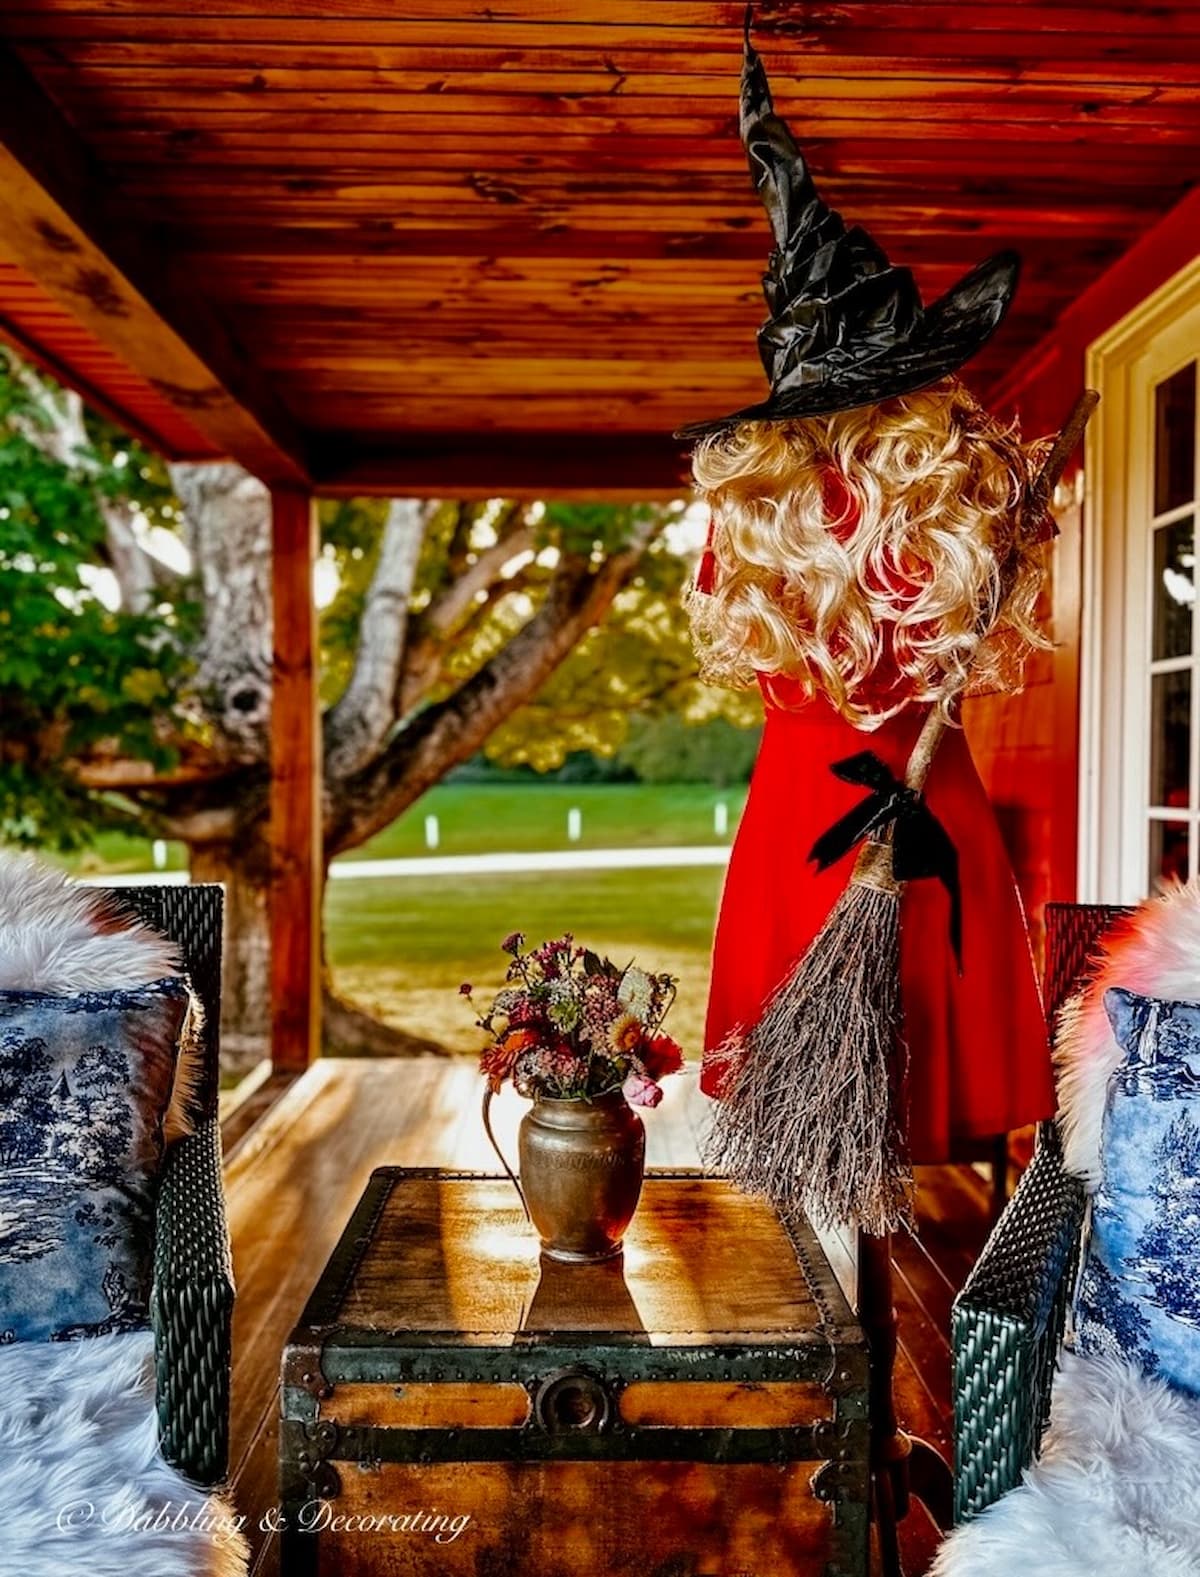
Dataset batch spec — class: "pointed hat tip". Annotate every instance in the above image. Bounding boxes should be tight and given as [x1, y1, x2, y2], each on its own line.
[742, 2, 759, 73]
[739, 3, 775, 131]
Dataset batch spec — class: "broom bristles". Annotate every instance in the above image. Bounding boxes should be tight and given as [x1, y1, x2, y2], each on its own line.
[705, 878, 915, 1237]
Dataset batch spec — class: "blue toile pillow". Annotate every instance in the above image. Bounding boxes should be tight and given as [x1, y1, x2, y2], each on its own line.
[1074, 986, 1200, 1396]
[0, 977, 187, 1343]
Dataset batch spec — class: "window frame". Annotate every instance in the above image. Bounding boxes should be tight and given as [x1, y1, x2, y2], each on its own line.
[1081, 258, 1200, 902]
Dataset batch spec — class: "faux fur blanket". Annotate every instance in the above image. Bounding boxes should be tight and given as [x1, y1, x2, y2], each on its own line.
[932, 1351, 1200, 1575]
[0, 1330, 248, 1577]
[1056, 879, 1200, 1188]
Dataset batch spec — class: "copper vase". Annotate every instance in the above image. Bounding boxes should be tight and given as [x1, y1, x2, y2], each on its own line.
[518, 1091, 646, 1263]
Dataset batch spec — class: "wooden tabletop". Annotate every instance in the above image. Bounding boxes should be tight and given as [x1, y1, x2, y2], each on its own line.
[297, 1168, 861, 1349]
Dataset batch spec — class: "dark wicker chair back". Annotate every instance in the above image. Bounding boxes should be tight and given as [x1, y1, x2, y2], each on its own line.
[107, 883, 224, 1120]
[1044, 901, 1135, 1024]
[952, 898, 1132, 1524]
[101, 881, 233, 1489]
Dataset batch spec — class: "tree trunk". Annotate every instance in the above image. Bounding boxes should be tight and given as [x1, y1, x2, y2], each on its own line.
[188, 831, 453, 1075]
[170, 462, 276, 1076]
[189, 833, 272, 1081]
[170, 462, 274, 763]
[320, 973, 450, 1059]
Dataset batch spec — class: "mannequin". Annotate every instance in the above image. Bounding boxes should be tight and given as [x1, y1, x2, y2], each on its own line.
[689, 380, 1055, 1164]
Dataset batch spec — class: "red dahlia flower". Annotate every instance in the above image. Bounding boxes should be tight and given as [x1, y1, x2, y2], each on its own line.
[641, 1035, 684, 1079]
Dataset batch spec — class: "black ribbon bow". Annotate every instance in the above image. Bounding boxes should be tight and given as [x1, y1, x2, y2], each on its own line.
[808, 750, 963, 971]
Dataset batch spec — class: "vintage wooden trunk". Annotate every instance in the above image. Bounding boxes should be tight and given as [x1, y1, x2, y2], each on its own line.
[279, 1168, 869, 1577]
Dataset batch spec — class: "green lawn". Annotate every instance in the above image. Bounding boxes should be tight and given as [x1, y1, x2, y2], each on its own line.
[347, 781, 746, 860]
[326, 864, 723, 1056]
[52, 782, 746, 876]
[47, 783, 735, 1059]
[52, 830, 189, 876]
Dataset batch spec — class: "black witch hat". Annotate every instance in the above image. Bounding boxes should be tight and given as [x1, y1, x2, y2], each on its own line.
[677, 22, 1019, 440]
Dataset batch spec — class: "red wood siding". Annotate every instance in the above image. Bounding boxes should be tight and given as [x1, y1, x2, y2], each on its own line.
[967, 185, 1200, 937]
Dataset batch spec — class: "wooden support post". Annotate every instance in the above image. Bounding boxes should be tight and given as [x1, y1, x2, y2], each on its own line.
[269, 487, 321, 1073]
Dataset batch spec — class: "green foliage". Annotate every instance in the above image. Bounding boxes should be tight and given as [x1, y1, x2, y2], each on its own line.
[615, 714, 762, 786]
[317, 498, 507, 707]
[395, 499, 706, 758]
[539, 500, 656, 557]
[0, 351, 193, 848]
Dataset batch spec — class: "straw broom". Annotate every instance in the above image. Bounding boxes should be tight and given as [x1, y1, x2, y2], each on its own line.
[705, 390, 1099, 1236]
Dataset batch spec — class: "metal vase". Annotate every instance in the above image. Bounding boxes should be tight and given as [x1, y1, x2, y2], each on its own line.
[518, 1091, 646, 1263]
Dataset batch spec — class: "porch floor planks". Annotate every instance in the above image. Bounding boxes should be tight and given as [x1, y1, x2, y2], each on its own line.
[223, 1057, 994, 1577]
[226, 1056, 464, 1573]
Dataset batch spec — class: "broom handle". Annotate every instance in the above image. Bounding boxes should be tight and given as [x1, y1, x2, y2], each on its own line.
[901, 388, 1099, 798]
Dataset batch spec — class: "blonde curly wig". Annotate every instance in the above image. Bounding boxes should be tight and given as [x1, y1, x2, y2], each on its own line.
[686, 378, 1050, 729]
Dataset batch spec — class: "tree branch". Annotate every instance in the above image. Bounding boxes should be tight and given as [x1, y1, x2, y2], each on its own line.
[324, 497, 433, 782]
[324, 514, 663, 856]
[399, 524, 535, 714]
[72, 758, 230, 789]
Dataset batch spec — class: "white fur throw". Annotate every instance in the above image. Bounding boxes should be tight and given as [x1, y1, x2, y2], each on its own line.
[1056, 880, 1200, 1188]
[0, 850, 201, 1144]
[931, 1350, 1200, 1576]
[0, 1330, 248, 1577]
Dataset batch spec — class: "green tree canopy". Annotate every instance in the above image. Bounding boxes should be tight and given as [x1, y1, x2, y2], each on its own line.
[0, 349, 192, 847]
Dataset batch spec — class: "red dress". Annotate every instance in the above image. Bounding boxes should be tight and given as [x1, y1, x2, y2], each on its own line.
[703, 676, 1054, 1162]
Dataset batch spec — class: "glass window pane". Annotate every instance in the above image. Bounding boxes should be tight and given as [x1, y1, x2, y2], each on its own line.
[1150, 821, 1190, 889]
[1155, 362, 1197, 517]
[1152, 516, 1196, 660]
[1150, 670, 1191, 809]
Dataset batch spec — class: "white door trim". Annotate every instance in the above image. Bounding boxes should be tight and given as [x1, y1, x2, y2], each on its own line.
[1080, 257, 1200, 902]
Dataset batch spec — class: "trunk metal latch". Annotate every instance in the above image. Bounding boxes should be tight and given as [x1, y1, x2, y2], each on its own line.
[531, 1365, 614, 1434]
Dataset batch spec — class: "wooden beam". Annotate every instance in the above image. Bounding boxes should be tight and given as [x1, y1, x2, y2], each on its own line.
[0, 310, 185, 460]
[313, 432, 693, 500]
[269, 488, 321, 1074]
[0, 45, 310, 486]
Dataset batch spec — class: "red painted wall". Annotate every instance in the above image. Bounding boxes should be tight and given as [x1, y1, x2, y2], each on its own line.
[965, 186, 1200, 940]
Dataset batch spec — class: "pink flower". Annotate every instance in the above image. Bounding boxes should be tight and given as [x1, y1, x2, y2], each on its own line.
[622, 1072, 663, 1109]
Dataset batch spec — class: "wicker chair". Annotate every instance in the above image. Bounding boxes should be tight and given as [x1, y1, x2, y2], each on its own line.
[107, 882, 235, 1489]
[951, 900, 1133, 1524]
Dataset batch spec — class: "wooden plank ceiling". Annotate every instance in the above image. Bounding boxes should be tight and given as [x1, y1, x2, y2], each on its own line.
[0, 2, 1198, 493]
